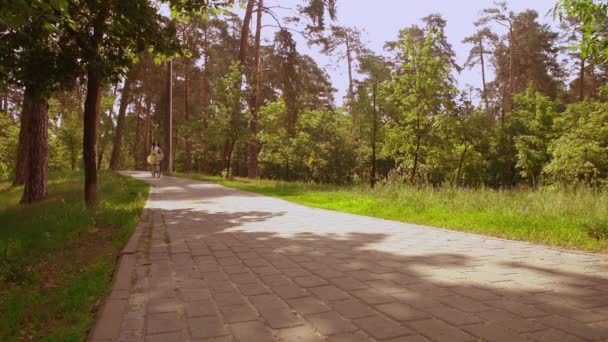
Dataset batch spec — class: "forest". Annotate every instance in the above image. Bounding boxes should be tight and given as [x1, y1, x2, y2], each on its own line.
[0, 0, 607, 201]
[1, 1, 608, 339]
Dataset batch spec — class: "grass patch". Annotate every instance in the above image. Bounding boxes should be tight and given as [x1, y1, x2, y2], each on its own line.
[173, 172, 608, 252]
[0, 171, 149, 341]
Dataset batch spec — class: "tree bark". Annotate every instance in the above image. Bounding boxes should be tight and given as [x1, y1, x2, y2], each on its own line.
[143, 98, 151, 167]
[163, 60, 173, 173]
[370, 83, 377, 188]
[239, 0, 256, 67]
[13, 95, 30, 186]
[109, 69, 136, 170]
[479, 40, 489, 111]
[184, 62, 193, 173]
[455, 142, 469, 185]
[20, 90, 48, 203]
[579, 55, 586, 101]
[248, 0, 263, 179]
[83, 69, 102, 207]
[132, 96, 142, 168]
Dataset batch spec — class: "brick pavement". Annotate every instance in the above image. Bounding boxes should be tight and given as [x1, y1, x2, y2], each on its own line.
[88, 172, 608, 342]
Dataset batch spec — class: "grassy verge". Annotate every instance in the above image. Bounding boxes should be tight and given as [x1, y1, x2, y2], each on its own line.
[0, 171, 149, 341]
[173, 172, 608, 252]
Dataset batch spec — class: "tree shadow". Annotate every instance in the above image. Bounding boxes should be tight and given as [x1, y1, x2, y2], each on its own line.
[139, 205, 608, 341]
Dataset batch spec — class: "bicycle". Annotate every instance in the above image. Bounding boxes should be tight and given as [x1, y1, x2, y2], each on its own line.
[152, 162, 161, 178]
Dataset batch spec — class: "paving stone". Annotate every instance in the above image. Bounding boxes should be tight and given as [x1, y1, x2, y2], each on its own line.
[294, 275, 329, 288]
[327, 332, 369, 342]
[534, 315, 608, 340]
[230, 321, 273, 341]
[184, 299, 217, 317]
[258, 305, 304, 328]
[331, 298, 376, 319]
[407, 319, 475, 342]
[277, 326, 326, 342]
[145, 332, 186, 342]
[310, 285, 350, 301]
[288, 297, 331, 315]
[376, 303, 430, 322]
[146, 312, 183, 334]
[463, 323, 529, 342]
[219, 304, 258, 323]
[526, 329, 585, 342]
[188, 316, 227, 339]
[474, 309, 546, 333]
[306, 311, 358, 335]
[354, 314, 413, 340]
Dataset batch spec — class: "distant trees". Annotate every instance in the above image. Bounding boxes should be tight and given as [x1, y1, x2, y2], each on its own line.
[4, 0, 608, 196]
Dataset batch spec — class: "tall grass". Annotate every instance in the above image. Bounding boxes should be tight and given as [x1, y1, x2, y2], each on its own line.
[174, 173, 608, 252]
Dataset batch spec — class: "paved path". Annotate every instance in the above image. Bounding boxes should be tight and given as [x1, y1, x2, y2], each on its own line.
[89, 172, 608, 342]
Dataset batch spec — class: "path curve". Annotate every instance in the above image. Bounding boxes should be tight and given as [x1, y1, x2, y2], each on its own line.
[89, 171, 608, 342]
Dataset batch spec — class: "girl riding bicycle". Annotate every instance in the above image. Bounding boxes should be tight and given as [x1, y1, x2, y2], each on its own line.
[147, 142, 164, 178]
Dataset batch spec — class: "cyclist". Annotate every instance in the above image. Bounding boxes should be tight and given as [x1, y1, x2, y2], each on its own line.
[148, 142, 164, 178]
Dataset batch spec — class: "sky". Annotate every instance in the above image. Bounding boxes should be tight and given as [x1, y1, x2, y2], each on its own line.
[258, 0, 561, 105]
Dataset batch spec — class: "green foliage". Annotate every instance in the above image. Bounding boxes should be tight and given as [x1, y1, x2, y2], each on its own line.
[511, 85, 560, 187]
[0, 171, 149, 340]
[545, 99, 608, 185]
[0, 111, 18, 180]
[382, 19, 458, 183]
[259, 100, 356, 183]
[555, 0, 608, 63]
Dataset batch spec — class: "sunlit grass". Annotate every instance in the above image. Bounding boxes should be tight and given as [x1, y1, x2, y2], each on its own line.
[0, 171, 149, 341]
[174, 172, 608, 252]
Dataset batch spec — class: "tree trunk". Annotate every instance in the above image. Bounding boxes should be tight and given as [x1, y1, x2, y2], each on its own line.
[455, 142, 469, 185]
[163, 60, 173, 173]
[239, 0, 256, 67]
[83, 69, 102, 207]
[20, 91, 48, 203]
[132, 96, 142, 169]
[370, 84, 377, 188]
[109, 69, 136, 170]
[411, 136, 421, 183]
[248, 0, 263, 179]
[143, 98, 151, 167]
[185, 64, 193, 173]
[13, 95, 30, 186]
[579, 55, 585, 101]
[480, 40, 489, 111]
[225, 139, 235, 178]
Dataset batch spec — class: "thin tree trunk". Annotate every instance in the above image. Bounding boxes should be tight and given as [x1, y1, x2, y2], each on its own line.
[132, 96, 142, 169]
[20, 91, 48, 203]
[411, 136, 421, 183]
[239, 0, 256, 67]
[13, 95, 30, 186]
[455, 142, 469, 185]
[143, 98, 151, 167]
[579, 55, 585, 101]
[83, 69, 102, 207]
[370, 83, 377, 188]
[163, 60, 173, 173]
[185, 63, 193, 173]
[248, 0, 263, 179]
[109, 69, 136, 170]
[201, 23, 211, 174]
[480, 40, 489, 111]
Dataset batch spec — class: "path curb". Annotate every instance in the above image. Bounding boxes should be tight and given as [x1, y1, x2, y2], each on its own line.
[86, 207, 149, 342]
